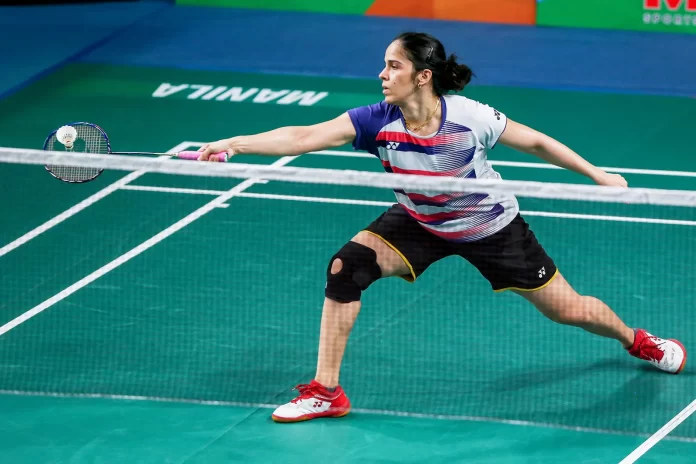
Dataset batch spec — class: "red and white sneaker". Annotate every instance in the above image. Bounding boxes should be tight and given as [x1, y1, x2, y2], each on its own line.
[271, 380, 351, 423]
[628, 329, 687, 374]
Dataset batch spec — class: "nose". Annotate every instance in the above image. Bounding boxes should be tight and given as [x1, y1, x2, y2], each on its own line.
[378, 67, 388, 81]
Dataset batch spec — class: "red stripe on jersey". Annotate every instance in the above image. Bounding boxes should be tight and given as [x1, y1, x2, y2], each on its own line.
[401, 205, 464, 222]
[401, 192, 455, 203]
[376, 131, 466, 147]
[382, 160, 462, 177]
[421, 223, 489, 240]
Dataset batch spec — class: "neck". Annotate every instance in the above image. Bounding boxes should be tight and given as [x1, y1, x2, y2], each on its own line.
[400, 92, 441, 132]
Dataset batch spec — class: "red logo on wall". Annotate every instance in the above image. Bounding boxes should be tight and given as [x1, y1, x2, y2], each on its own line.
[644, 0, 696, 11]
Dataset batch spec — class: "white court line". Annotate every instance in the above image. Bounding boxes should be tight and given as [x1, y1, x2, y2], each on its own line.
[489, 161, 696, 178]
[0, 141, 192, 258]
[123, 185, 228, 196]
[0, 156, 294, 337]
[121, 185, 391, 207]
[120, 185, 696, 227]
[619, 399, 696, 464]
[314, 151, 696, 178]
[181, 142, 696, 178]
[0, 390, 694, 444]
[519, 211, 696, 227]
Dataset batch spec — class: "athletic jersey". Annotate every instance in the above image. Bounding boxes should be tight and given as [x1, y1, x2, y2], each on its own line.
[347, 94, 519, 242]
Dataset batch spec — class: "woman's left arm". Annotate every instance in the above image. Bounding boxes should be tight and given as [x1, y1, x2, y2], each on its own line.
[498, 119, 628, 187]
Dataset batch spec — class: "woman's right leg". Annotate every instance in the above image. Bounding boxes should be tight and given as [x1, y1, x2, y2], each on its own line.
[271, 230, 412, 422]
[272, 205, 451, 422]
[315, 230, 412, 388]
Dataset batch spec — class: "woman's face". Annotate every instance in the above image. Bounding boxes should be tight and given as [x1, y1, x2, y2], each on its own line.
[379, 41, 420, 105]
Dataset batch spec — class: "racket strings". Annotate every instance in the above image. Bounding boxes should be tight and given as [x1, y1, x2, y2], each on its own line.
[45, 124, 108, 183]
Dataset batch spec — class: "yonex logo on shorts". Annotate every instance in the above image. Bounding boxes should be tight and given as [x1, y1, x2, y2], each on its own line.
[538, 267, 546, 278]
[386, 142, 400, 149]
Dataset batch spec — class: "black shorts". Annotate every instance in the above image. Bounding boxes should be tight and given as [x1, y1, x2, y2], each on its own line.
[363, 204, 558, 292]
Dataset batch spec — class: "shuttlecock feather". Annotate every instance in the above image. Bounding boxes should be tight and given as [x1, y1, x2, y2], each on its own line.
[56, 125, 77, 149]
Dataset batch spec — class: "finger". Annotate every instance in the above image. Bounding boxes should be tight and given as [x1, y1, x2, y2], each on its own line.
[197, 144, 210, 153]
[198, 148, 210, 161]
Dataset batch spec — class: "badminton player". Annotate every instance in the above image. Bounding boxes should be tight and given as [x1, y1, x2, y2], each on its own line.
[199, 32, 687, 423]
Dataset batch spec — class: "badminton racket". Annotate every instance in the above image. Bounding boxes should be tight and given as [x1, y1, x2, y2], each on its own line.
[43, 122, 227, 183]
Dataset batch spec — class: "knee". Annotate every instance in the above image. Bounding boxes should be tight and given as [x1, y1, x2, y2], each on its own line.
[330, 258, 343, 275]
[325, 242, 382, 303]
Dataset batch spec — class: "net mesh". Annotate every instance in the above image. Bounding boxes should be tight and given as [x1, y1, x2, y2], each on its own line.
[1, 148, 694, 439]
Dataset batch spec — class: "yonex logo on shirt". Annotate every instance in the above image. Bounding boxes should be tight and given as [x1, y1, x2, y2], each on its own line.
[386, 142, 400, 149]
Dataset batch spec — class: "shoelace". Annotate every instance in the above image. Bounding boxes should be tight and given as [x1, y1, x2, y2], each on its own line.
[290, 383, 322, 403]
[638, 335, 667, 362]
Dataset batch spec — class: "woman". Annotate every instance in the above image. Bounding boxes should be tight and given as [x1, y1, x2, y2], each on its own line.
[199, 32, 687, 423]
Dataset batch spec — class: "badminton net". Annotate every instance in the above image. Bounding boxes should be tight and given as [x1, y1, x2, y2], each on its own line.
[0, 147, 694, 440]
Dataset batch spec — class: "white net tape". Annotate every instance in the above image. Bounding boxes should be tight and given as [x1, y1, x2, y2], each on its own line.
[1, 147, 695, 207]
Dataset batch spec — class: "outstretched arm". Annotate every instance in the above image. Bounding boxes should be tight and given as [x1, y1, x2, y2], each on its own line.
[498, 119, 628, 187]
[198, 113, 356, 160]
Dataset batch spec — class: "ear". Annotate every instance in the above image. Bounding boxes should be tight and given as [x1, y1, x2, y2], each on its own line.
[417, 69, 433, 88]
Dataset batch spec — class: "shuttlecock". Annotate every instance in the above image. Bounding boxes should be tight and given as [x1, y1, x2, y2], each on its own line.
[56, 125, 78, 149]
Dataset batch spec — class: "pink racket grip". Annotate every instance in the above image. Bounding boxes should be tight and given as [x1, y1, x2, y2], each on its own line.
[177, 150, 228, 162]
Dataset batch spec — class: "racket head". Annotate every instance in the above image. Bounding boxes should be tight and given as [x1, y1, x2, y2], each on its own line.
[43, 122, 111, 183]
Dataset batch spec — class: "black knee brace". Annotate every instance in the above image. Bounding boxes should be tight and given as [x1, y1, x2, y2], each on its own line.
[325, 241, 382, 303]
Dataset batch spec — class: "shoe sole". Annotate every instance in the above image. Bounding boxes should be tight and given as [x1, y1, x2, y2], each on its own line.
[272, 407, 351, 423]
[670, 339, 687, 375]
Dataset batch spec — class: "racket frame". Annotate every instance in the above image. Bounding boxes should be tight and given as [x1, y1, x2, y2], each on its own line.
[43, 122, 110, 183]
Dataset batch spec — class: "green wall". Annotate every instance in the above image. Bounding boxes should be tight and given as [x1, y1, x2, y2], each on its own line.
[537, 0, 696, 34]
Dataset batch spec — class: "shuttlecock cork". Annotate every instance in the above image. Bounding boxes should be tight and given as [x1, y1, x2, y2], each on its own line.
[56, 125, 77, 149]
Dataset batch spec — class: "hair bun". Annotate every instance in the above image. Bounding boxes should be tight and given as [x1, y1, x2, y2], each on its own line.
[444, 54, 458, 69]
[393, 32, 474, 95]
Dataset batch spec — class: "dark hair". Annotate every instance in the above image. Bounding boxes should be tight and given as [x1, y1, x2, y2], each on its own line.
[394, 32, 474, 96]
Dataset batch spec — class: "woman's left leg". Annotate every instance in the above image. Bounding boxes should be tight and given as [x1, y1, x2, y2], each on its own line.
[513, 272, 634, 348]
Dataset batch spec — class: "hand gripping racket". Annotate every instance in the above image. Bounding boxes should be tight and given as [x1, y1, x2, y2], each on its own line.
[43, 122, 227, 183]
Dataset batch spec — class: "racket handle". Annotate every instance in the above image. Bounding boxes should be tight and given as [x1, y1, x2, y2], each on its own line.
[177, 150, 228, 162]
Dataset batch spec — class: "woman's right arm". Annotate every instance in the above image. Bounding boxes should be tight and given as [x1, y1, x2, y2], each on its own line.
[198, 113, 356, 160]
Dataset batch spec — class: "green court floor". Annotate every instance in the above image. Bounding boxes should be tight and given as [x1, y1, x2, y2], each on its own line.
[0, 63, 695, 463]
